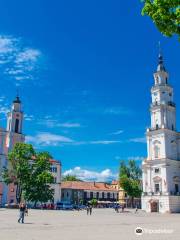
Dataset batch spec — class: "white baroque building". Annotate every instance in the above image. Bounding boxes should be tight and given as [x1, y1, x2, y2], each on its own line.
[141, 52, 180, 213]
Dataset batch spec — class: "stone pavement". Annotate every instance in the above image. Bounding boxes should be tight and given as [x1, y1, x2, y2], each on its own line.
[0, 208, 180, 240]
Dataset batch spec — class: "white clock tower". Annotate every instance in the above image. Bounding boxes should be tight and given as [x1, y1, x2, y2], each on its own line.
[141, 51, 180, 213]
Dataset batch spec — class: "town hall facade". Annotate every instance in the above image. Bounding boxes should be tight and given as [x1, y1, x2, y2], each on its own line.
[142, 53, 180, 213]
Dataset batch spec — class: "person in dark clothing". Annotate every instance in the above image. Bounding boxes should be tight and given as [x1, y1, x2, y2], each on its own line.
[86, 205, 90, 215]
[89, 205, 92, 215]
[18, 203, 26, 223]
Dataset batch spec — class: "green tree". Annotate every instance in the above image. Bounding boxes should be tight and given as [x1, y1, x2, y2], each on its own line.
[62, 174, 82, 182]
[2, 143, 54, 205]
[141, 0, 180, 39]
[119, 160, 142, 207]
[2, 143, 35, 203]
[89, 198, 98, 207]
[24, 152, 54, 207]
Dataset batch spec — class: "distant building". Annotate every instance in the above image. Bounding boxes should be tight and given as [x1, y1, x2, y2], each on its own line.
[142, 52, 180, 213]
[61, 181, 118, 204]
[0, 96, 61, 205]
[111, 180, 141, 208]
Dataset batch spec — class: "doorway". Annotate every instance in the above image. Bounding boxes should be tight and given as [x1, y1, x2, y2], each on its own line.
[150, 201, 159, 212]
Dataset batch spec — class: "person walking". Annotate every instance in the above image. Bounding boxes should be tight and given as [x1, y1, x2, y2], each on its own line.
[86, 205, 90, 215]
[135, 205, 138, 214]
[25, 204, 28, 216]
[89, 205, 92, 215]
[18, 203, 26, 223]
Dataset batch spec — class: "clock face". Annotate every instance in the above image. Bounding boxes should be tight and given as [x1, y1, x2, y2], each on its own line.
[154, 92, 158, 96]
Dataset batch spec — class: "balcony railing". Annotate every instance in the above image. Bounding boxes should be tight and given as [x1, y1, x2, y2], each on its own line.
[151, 101, 176, 108]
[142, 191, 180, 196]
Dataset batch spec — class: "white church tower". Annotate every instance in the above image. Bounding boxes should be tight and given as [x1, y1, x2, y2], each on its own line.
[6, 95, 25, 152]
[141, 51, 180, 213]
[0, 95, 25, 205]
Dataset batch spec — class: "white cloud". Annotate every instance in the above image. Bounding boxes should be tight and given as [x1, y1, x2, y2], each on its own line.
[0, 35, 42, 84]
[26, 132, 74, 146]
[15, 49, 41, 64]
[127, 156, 145, 161]
[89, 140, 121, 145]
[37, 118, 81, 129]
[129, 137, 146, 143]
[63, 167, 117, 182]
[111, 130, 124, 135]
[0, 96, 9, 115]
[104, 107, 132, 115]
[0, 106, 9, 115]
[24, 114, 35, 121]
[70, 140, 122, 146]
[58, 123, 81, 128]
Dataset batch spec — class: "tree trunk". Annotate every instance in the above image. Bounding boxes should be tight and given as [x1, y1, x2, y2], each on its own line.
[131, 196, 134, 208]
[34, 201, 37, 208]
[16, 184, 22, 204]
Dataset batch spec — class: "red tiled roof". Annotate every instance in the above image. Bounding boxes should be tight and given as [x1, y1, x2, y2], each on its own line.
[61, 181, 118, 192]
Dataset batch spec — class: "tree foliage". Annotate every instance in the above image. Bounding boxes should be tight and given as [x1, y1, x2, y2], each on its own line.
[141, 0, 180, 39]
[119, 160, 142, 207]
[89, 198, 98, 206]
[62, 174, 82, 182]
[24, 152, 54, 205]
[2, 143, 35, 203]
[2, 143, 54, 204]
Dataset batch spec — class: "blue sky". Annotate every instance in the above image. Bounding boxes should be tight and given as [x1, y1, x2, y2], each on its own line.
[0, 1, 179, 181]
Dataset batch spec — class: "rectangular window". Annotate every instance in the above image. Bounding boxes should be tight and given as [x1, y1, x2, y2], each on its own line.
[155, 184, 160, 193]
[155, 168, 160, 173]
[175, 184, 179, 193]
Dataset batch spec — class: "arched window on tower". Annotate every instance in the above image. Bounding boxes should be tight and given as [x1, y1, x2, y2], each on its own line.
[154, 145, 160, 159]
[155, 76, 159, 85]
[15, 119, 19, 133]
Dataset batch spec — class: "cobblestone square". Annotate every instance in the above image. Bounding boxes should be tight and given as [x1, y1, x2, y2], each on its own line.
[1, 208, 180, 240]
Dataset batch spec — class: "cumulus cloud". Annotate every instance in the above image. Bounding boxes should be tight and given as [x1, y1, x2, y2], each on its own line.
[26, 132, 74, 146]
[63, 167, 117, 182]
[0, 35, 42, 84]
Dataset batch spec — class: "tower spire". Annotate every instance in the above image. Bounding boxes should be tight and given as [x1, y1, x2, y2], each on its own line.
[157, 41, 166, 72]
[13, 89, 21, 104]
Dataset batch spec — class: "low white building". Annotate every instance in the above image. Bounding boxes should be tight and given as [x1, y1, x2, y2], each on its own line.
[141, 52, 180, 213]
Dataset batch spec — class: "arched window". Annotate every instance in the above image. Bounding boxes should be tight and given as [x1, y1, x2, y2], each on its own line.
[15, 119, 19, 133]
[154, 145, 160, 158]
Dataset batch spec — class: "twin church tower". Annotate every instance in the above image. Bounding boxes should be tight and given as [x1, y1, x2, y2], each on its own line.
[142, 52, 180, 213]
[0, 96, 25, 204]
[0, 50, 180, 213]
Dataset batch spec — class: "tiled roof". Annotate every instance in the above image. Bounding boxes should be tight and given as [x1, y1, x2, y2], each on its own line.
[61, 181, 118, 192]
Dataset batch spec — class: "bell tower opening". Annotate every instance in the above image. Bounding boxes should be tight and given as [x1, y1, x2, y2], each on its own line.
[15, 119, 19, 133]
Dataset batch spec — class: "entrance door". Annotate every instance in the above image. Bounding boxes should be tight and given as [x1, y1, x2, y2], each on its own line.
[151, 201, 159, 212]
